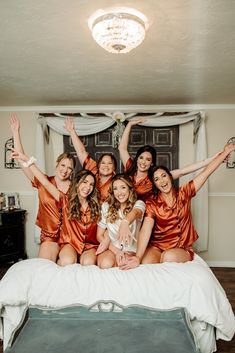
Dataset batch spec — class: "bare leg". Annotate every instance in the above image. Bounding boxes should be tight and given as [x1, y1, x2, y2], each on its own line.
[97, 250, 116, 269]
[38, 241, 60, 263]
[57, 244, 77, 266]
[80, 248, 97, 266]
[160, 248, 191, 263]
[141, 246, 162, 264]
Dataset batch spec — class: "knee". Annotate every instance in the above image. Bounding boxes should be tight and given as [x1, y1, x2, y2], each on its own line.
[58, 254, 77, 267]
[80, 255, 96, 266]
[97, 257, 114, 269]
[160, 249, 183, 263]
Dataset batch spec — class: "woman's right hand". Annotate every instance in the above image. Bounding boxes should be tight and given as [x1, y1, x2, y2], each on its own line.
[96, 236, 110, 255]
[119, 255, 140, 270]
[116, 250, 126, 266]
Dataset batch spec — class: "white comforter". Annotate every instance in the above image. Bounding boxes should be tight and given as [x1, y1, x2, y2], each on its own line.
[0, 255, 234, 350]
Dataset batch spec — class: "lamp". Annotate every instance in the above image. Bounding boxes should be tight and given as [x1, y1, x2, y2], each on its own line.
[4, 138, 20, 169]
[88, 8, 148, 54]
[226, 137, 235, 169]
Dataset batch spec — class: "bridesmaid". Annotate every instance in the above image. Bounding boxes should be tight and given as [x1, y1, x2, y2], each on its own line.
[9, 114, 76, 262]
[11, 148, 101, 267]
[65, 117, 117, 203]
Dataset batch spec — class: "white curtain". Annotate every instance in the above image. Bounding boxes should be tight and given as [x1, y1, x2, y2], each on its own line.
[34, 111, 207, 252]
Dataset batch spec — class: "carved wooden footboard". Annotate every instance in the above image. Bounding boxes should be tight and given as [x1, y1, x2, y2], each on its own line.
[5, 302, 201, 353]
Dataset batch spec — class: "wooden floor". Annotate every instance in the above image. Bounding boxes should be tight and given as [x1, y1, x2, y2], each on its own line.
[0, 265, 234, 353]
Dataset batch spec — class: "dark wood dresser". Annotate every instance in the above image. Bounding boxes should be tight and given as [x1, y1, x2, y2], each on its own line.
[0, 209, 27, 263]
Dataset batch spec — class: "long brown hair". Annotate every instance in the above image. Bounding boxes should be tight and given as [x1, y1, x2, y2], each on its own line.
[68, 169, 100, 221]
[106, 174, 137, 223]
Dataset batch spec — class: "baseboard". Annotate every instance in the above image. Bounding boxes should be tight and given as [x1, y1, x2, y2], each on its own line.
[207, 261, 235, 268]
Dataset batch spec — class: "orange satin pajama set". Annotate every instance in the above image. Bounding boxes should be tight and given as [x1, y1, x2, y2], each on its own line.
[125, 158, 154, 201]
[58, 193, 99, 256]
[145, 180, 198, 260]
[32, 176, 63, 243]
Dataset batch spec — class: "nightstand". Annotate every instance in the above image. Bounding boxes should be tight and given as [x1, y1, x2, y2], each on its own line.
[0, 209, 27, 263]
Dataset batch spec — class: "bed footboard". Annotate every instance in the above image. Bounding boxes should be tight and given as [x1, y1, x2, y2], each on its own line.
[5, 302, 201, 353]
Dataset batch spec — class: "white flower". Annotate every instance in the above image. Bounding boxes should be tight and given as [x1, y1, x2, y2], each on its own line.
[112, 111, 126, 123]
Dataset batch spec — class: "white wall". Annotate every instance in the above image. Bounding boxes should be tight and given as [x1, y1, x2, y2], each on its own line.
[179, 110, 235, 266]
[0, 109, 234, 265]
[1, 112, 63, 258]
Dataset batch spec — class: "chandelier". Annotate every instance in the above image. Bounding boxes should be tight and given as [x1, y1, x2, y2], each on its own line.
[88, 8, 148, 54]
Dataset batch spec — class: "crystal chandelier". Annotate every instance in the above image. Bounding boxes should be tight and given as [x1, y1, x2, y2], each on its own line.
[88, 8, 148, 54]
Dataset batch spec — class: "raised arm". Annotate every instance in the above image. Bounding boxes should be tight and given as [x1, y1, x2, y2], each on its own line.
[118, 118, 147, 167]
[11, 149, 60, 201]
[64, 117, 88, 166]
[193, 143, 235, 193]
[170, 150, 223, 180]
[9, 113, 34, 182]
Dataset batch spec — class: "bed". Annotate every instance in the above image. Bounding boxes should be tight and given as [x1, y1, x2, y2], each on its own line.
[0, 255, 234, 353]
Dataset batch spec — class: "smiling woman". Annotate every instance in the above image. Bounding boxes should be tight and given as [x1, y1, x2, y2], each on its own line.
[96, 173, 145, 269]
[11, 147, 101, 267]
[120, 143, 235, 270]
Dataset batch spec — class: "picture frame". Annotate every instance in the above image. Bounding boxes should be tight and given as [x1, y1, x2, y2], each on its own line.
[4, 192, 21, 210]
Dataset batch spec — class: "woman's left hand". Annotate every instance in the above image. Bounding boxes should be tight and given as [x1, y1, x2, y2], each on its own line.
[117, 220, 135, 247]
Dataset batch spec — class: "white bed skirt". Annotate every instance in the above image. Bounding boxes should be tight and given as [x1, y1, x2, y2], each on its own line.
[0, 255, 234, 352]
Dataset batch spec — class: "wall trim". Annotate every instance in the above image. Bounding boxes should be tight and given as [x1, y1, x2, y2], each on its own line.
[209, 192, 235, 197]
[1, 104, 235, 112]
[2, 191, 34, 196]
[207, 261, 235, 268]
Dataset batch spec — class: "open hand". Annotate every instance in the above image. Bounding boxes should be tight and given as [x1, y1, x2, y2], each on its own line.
[64, 116, 74, 133]
[9, 113, 20, 132]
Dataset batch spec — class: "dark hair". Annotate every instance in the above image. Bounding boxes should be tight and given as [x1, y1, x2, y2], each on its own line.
[150, 165, 174, 195]
[68, 169, 100, 221]
[97, 153, 117, 172]
[126, 145, 157, 177]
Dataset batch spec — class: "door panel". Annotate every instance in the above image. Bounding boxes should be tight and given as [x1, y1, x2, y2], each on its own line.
[63, 125, 179, 175]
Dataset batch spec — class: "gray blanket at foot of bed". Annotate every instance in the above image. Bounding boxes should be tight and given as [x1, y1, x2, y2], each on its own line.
[5, 303, 201, 353]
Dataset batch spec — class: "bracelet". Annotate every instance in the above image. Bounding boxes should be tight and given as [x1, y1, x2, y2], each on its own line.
[22, 156, 37, 168]
[122, 218, 130, 224]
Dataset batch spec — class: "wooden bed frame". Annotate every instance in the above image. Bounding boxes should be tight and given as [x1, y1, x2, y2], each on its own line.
[5, 302, 200, 353]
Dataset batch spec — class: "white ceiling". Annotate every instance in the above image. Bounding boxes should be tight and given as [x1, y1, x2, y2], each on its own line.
[1, 0, 235, 108]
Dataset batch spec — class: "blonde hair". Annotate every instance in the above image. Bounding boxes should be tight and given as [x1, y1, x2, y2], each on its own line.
[106, 174, 137, 223]
[68, 169, 100, 222]
[56, 152, 76, 169]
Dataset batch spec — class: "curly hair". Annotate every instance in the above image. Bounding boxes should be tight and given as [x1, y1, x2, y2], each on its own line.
[106, 174, 137, 223]
[126, 145, 156, 177]
[68, 169, 100, 222]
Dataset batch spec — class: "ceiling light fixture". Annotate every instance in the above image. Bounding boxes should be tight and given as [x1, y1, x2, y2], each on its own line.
[88, 7, 148, 54]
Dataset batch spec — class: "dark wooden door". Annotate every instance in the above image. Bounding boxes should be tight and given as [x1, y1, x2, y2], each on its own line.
[64, 124, 179, 174]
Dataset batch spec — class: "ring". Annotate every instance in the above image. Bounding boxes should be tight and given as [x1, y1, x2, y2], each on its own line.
[120, 243, 123, 250]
